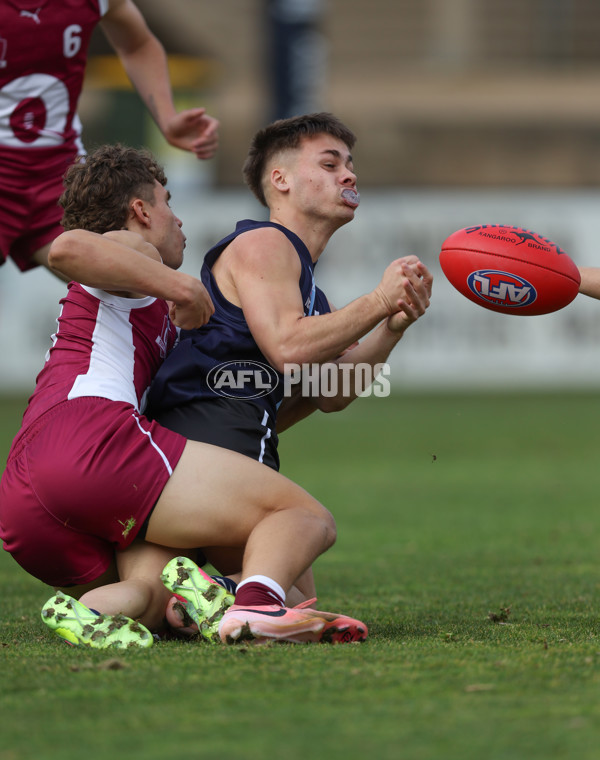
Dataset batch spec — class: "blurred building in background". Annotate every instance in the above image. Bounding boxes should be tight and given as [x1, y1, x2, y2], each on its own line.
[3, 0, 600, 392]
[80, 0, 600, 188]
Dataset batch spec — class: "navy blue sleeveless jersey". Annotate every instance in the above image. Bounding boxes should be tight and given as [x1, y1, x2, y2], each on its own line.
[147, 220, 331, 423]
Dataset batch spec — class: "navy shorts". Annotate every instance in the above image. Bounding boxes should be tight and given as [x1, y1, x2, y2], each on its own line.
[150, 397, 280, 471]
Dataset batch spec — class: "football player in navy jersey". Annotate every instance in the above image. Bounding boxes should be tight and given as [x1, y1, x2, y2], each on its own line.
[146, 113, 433, 633]
[150, 112, 432, 464]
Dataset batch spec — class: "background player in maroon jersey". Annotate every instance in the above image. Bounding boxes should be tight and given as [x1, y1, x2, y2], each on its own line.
[0, 0, 219, 279]
[0, 144, 367, 648]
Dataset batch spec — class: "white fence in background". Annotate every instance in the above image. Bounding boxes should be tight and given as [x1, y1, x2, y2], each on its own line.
[2, 186, 600, 394]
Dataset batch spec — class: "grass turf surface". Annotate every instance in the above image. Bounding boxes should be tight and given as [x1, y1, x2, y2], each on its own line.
[1, 392, 600, 759]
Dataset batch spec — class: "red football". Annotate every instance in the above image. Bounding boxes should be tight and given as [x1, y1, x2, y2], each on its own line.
[439, 225, 581, 316]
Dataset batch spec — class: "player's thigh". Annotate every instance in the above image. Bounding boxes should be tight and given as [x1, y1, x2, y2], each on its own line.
[5, 164, 66, 273]
[146, 439, 325, 548]
[30, 242, 52, 268]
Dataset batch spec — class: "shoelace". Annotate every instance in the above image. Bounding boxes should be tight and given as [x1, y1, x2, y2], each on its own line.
[293, 597, 317, 609]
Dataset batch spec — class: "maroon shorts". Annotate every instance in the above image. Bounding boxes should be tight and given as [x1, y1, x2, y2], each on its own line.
[0, 148, 76, 271]
[0, 397, 187, 586]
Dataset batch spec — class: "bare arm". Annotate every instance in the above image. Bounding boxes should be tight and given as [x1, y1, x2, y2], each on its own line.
[224, 227, 432, 373]
[101, 0, 219, 159]
[48, 230, 214, 328]
[578, 267, 600, 300]
[278, 279, 432, 425]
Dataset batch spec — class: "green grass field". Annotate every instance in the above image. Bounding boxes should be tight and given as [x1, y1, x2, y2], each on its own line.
[2, 391, 600, 760]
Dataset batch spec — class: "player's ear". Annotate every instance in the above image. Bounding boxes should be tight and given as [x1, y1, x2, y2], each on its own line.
[270, 167, 289, 194]
[128, 198, 151, 227]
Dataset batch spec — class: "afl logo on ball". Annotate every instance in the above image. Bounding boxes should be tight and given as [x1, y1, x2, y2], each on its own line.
[467, 270, 537, 308]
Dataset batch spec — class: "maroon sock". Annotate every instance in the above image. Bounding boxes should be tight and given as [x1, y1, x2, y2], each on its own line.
[234, 581, 284, 608]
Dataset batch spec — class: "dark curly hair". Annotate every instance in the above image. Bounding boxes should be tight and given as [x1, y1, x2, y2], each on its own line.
[242, 112, 356, 207]
[60, 144, 167, 232]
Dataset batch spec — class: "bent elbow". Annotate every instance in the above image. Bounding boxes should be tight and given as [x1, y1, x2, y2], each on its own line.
[266, 345, 299, 375]
[269, 339, 319, 374]
[48, 230, 83, 271]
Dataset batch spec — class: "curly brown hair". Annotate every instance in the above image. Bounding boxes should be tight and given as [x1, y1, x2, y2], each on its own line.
[60, 144, 167, 232]
[242, 112, 357, 207]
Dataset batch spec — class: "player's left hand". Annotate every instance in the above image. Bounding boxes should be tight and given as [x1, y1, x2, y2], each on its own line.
[168, 278, 215, 329]
[387, 259, 433, 333]
[163, 108, 220, 160]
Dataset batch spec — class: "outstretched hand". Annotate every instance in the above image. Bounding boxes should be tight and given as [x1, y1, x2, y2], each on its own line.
[162, 108, 220, 160]
[386, 258, 433, 334]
